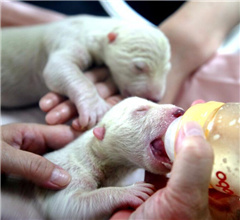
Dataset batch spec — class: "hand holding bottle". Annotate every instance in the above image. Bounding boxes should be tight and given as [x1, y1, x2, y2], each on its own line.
[164, 101, 240, 196]
[112, 122, 213, 219]
[111, 102, 240, 220]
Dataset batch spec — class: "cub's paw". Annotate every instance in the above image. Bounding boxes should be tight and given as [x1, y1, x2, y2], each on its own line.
[74, 96, 111, 130]
[121, 182, 155, 209]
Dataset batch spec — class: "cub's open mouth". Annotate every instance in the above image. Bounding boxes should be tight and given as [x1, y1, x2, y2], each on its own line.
[149, 107, 184, 170]
[150, 137, 172, 169]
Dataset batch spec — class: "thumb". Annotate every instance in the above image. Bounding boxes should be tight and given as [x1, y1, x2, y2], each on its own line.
[168, 121, 214, 201]
[1, 142, 71, 189]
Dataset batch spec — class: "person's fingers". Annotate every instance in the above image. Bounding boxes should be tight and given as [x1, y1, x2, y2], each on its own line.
[84, 66, 110, 83]
[45, 100, 78, 125]
[40, 67, 110, 113]
[208, 189, 240, 219]
[168, 121, 214, 195]
[44, 85, 121, 127]
[105, 95, 123, 107]
[1, 142, 71, 189]
[162, 121, 214, 220]
[39, 92, 67, 112]
[129, 122, 213, 220]
[2, 123, 80, 152]
[40, 67, 118, 126]
[32, 123, 80, 150]
[43, 94, 122, 130]
[191, 99, 205, 106]
[95, 77, 119, 99]
[110, 210, 133, 220]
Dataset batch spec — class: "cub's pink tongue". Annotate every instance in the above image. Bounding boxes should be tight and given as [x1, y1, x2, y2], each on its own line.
[150, 138, 169, 161]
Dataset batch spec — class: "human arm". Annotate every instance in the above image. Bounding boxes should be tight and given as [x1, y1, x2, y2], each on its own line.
[159, 1, 240, 104]
[1, 123, 80, 189]
[1, 0, 65, 27]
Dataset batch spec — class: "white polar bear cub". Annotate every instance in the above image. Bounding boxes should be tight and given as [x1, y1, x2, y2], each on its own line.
[2, 15, 171, 128]
[1, 97, 184, 220]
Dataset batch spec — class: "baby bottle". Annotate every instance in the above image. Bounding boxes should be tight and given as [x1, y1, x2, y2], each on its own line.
[164, 101, 240, 196]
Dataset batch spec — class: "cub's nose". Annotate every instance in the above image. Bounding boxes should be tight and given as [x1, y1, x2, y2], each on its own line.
[172, 108, 185, 118]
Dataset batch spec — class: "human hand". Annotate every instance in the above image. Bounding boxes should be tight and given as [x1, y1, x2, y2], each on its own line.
[111, 121, 240, 219]
[112, 121, 213, 219]
[39, 67, 123, 131]
[159, 2, 240, 104]
[1, 123, 80, 189]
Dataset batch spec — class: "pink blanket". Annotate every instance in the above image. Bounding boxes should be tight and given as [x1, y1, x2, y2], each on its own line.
[174, 53, 240, 109]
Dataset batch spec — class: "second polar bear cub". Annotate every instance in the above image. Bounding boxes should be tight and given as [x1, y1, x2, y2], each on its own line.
[2, 15, 171, 128]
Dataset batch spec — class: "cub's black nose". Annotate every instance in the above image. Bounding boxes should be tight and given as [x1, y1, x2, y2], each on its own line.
[172, 109, 185, 118]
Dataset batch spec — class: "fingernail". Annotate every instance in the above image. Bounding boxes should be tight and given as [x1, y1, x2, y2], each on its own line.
[46, 111, 61, 124]
[176, 121, 205, 153]
[40, 98, 54, 110]
[183, 121, 205, 138]
[50, 168, 71, 187]
[46, 98, 54, 107]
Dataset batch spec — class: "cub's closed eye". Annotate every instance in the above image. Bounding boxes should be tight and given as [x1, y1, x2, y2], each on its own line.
[135, 63, 145, 72]
[133, 61, 149, 74]
[135, 106, 150, 113]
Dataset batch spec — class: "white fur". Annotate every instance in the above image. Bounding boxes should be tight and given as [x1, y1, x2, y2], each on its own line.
[2, 97, 183, 219]
[2, 15, 170, 128]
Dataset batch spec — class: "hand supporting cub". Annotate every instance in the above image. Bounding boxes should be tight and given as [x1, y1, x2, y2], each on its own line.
[40, 67, 123, 130]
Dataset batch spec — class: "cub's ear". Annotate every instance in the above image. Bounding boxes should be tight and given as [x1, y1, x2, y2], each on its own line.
[107, 32, 118, 43]
[133, 61, 149, 74]
[93, 127, 106, 141]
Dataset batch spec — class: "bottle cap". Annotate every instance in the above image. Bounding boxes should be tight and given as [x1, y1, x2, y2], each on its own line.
[179, 101, 224, 128]
[164, 101, 224, 162]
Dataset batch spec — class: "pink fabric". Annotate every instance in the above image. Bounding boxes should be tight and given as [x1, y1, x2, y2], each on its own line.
[174, 53, 240, 109]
